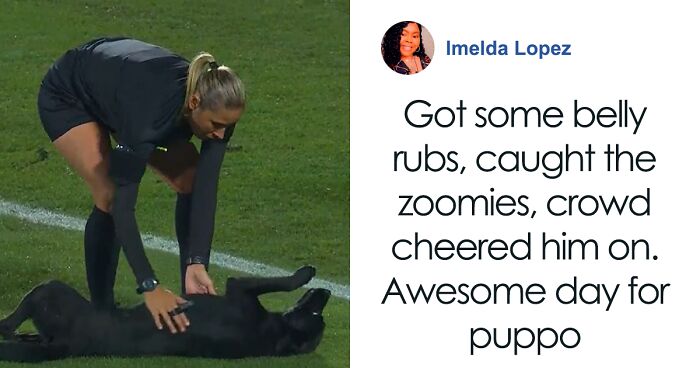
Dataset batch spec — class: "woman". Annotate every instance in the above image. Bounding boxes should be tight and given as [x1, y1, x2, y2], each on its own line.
[381, 21, 431, 75]
[37, 37, 245, 334]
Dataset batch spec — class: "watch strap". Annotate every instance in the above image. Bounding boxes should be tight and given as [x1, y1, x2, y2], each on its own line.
[185, 256, 209, 266]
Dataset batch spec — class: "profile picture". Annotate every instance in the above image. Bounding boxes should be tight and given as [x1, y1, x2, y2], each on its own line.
[381, 21, 434, 75]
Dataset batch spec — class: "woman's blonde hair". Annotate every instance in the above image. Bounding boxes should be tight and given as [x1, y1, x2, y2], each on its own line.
[184, 52, 245, 112]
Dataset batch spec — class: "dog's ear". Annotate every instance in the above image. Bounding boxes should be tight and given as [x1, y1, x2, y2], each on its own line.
[280, 311, 326, 355]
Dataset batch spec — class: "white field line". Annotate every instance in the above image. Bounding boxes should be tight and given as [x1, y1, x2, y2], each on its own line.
[0, 199, 350, 301]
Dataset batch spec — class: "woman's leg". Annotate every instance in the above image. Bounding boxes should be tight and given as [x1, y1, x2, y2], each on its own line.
[148, 141, 199, 294]
[52, 122, 119, 310]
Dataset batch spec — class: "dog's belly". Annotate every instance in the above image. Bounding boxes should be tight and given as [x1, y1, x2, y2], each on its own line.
[81, 298, 271, 358]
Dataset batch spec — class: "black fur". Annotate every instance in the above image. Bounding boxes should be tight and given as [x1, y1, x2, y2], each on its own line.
[0, 266, 330, 362]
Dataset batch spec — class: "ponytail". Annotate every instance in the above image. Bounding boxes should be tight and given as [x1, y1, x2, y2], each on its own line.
[184, 52, 246, 112]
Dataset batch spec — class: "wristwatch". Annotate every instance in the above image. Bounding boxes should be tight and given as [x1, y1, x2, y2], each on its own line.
[136, 277, 159, 294]
[185, 256, 209, 266]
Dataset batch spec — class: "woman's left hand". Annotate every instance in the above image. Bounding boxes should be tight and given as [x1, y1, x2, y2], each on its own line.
[185, 264, 218, 295]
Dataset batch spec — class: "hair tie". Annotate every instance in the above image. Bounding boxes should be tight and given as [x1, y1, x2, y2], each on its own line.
[208, 61, 219, 72]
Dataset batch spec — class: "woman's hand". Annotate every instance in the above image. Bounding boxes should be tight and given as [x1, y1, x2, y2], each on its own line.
[185, 264, 217, 295]
[143, 287, 190, 333]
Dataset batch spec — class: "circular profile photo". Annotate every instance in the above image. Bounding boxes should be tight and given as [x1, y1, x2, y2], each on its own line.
[381, 21, 434, 75]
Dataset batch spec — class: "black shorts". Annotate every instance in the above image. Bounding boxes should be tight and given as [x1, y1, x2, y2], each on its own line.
[37, 51, 97, 142]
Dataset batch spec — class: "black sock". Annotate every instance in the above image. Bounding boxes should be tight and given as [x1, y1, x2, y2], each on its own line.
[84, 206, 120, 310]
[176, 192, 193, 295]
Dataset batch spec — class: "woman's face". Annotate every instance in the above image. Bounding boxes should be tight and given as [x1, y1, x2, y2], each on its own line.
[188, 96, 243, 140]
[399, 22, 421, 57]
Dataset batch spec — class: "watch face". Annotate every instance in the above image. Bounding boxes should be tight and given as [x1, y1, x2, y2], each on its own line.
[136, 278, 160, 294]
[143, 278, 158, 290]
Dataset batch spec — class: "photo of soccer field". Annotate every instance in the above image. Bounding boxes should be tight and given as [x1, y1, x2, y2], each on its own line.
[0, 0, 348, 366]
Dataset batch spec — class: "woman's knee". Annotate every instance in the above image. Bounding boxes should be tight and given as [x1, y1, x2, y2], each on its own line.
[51, 122, 114, 211]
[148, 141, 199, 194]
[170, 167, 196, 194]
[90, 180, 115, 213]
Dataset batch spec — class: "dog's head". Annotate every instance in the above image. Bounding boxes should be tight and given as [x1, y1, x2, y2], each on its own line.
[275, 288, 331, 355]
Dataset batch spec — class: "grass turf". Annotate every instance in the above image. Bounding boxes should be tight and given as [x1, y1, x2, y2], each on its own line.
[0, 0, 348, 366]
[0, 216, 349, 367]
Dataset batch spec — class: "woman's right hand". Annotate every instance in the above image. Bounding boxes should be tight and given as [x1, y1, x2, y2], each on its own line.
[143, 286, 190, 333]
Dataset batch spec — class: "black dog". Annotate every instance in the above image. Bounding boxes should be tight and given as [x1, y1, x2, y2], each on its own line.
[0, 266, 330, 362]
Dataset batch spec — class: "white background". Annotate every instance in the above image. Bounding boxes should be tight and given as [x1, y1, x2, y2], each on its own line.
[350, 1, 699, 367]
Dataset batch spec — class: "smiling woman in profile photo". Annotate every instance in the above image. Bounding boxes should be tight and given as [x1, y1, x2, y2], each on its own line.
[381, 21, 432, 75]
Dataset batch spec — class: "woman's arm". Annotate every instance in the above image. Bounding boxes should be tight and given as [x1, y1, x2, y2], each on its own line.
[187, 125, 236, 265]
[109, 142, 190, 333]
[111, 181, 156, 283]
[109, 143, 156, 284]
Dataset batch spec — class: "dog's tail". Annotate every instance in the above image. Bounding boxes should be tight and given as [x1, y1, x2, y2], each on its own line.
[0, 341, 66, 362]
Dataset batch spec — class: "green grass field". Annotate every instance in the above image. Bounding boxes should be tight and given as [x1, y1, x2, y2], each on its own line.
[0, 0, 348, 366]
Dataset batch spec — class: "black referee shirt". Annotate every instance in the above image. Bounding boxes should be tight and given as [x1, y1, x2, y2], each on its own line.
[45, 38, 233, 285]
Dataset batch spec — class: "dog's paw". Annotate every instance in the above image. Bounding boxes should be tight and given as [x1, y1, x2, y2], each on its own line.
[294, 265, 316, 285]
